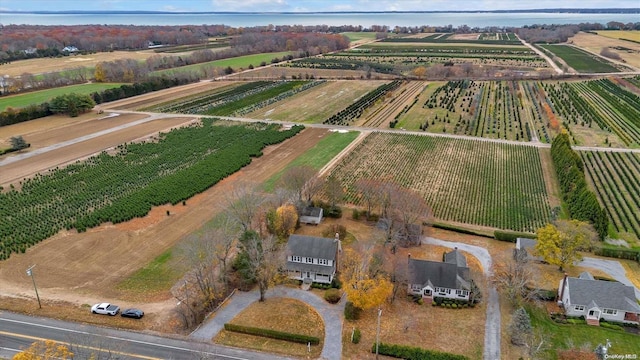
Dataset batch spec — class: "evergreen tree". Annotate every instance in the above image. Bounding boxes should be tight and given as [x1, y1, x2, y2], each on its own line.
[10, 135, 29, 150]
[509, 307, 532, 346]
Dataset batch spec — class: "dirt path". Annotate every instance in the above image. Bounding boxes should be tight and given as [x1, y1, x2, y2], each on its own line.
[517, 34, 564, 75]
[0, 127, 329, 319]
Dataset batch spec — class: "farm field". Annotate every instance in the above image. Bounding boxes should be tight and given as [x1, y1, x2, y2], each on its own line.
[151, 51, 294, 77]
[594, 30, 640, 42]
[0, 50, 162, 77]
[581, 151, 640, 242]
[246, 80, 388, 123]
[0, 83, 125, 111]
[0, 126, 330, 308]
[383, 32, 521, 45]
[327, 132, 551, 232]
[539, 44, 620, 73]
[0, 115, 194, 187]
[570, 32, 640, 70]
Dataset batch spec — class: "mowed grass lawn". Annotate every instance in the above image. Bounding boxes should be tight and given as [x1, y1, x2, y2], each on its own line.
[215, 297, 325, 358]
[528, 305, 640, 359]
[0, 83, 124, 111]
[263, 130, 359, 192]
[540, 44, 619, 73]
[152, 51, 293, 76]
[341, 32, 377, 42]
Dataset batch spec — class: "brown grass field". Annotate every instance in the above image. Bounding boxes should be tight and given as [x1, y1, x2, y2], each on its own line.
[595, 30, 640, 42]
[0, 50, 168, 77]
[246, 80, 387, 123]
[570, 32, 640, 70]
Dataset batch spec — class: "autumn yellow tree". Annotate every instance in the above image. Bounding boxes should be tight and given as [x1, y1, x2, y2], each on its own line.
[94, 62, 106, 82]
[13, 340, 73, 360]
[535, 221, 592, 271]
[274, 204, 298, 240]
[412, 66, 427, 78]
[341, 247, 393, 310]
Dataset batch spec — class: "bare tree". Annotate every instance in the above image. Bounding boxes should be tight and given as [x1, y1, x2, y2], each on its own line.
[177, 230, 223, 310]
[279, 165, 317, 207]
[226, 183, 266, 232]
[237, 231, 284, 302]
[324, 175, 344, 208]
[492, 256, 540, 308]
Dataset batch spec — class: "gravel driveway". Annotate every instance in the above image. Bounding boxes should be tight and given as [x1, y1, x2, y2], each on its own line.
[422, 237, 500, 360]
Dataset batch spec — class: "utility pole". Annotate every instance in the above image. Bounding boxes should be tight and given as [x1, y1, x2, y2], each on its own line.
[26, 265, 42, 309]
[376, 307, 382, 359]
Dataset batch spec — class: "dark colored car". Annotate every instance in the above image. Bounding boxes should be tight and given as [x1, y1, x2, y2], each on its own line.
[120, 308, 144, 319]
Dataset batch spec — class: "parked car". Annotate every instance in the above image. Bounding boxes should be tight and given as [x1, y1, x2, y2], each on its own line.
[120, 308, 144, 319]
[91, 302, 120, 316]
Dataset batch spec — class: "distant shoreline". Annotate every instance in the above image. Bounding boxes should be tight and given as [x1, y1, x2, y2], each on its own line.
[3, 8, 639, 15]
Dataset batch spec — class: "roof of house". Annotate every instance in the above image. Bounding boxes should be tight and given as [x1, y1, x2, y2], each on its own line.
[566, 273, 640, 313]
[300, 207, 323, 218]
[287, 235, 338, 261]
[408, 252, 470, 291]
[444, 248, 467, 267]
[516, 237, 537, 251]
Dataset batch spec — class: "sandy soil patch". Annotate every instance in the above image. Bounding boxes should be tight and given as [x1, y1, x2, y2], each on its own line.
[0, 127, 329, 326]
[570, 32, 640, 70]
[450, 33, 481, 41]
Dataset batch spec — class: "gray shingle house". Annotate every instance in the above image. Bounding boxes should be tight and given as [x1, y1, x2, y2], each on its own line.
[558, 272, 640, 325]
[407, 248, 471, 303]
[285, 234, 339, 284]
[513, 237, 543, 262]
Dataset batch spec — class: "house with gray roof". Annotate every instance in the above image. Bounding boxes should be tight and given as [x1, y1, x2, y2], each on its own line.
[407, 248, 471, 303]
[558, 272, 640, 325]
[513, 237, 543, 262]
[285, 234, 339, 284]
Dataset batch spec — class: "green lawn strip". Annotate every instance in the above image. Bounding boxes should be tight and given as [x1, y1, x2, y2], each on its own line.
[116, 249, 181, 293]
[341, 32, 377, 41]
[0, 83, 124, 111]
[151, 51, 294, 76]
[539, 45, 619, 73]
[263, 130, 359, 192]
[528, 305, 640, 359]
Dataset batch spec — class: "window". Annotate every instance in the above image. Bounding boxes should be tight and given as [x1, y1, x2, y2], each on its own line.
[292, 256, 301, 262]
[456, 290, 468, 297]
[306, 257, 314, 264]
[603, 309, 617, 315]
[574, 305, 585, 312]
[412, 284, 422, 291]
[318, 259, 328, 265]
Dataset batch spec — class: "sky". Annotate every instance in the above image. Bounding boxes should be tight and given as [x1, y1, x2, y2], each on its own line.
[1, 0, 638, 12]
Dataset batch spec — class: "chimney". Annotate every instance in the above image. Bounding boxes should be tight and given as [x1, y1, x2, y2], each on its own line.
[558, 272, 568, 307]
[408, 253, 411, 264]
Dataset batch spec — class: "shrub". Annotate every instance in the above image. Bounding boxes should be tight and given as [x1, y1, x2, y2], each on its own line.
[600, 321, 623, 331]
[331, 277, 342, 289]
[344, 301, 362, 321]
[352, 208, 361, 220]
[352, 328, 361, 344]
[372, 342, 469, 360]
[224, 323, 320, 345]
[494, 230, 536, 243]
[324, 288, 342, 304]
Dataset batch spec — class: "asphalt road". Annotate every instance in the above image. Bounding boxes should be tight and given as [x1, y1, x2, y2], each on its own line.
[0, 311, 292, 360]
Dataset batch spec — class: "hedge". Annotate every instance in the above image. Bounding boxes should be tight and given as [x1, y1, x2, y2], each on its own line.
[372, 342, 469, 360]
[494, 230, 537, 243]
[594, 247, 640, 262]
[432, 222, 494, 238]
[223, 323, 320, 345]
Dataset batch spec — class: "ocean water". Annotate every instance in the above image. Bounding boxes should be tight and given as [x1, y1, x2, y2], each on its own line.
[0, 12, 638, 28]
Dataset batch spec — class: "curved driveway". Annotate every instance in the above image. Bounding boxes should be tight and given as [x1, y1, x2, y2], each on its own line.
[578, 257, 640, 299]
[422, 237, 500, 360]
[190, 286, 345, 360]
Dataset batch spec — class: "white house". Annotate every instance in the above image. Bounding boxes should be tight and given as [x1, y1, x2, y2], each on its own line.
[285, 234, 339, 284]
[558, 272, 640, 325]
[299, 206, 323, 225]
[407, 248, 471, 303]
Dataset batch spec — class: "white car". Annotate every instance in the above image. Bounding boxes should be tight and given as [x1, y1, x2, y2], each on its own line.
[91, 302, 120, 316]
